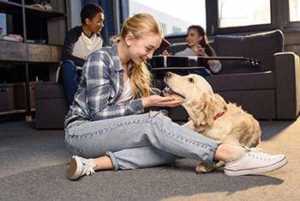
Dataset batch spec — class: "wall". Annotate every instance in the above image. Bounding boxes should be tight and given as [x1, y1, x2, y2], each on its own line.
[69, 0, 82, 28]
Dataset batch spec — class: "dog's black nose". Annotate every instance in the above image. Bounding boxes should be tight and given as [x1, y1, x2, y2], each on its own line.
[165, 72, 172, 78]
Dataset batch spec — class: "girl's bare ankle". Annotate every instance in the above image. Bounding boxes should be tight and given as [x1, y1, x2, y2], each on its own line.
[215, 144, 245, 162]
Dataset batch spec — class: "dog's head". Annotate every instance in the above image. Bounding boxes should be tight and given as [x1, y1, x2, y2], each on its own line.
[164, 72, 226, 128]
[163, 72, 213, 100]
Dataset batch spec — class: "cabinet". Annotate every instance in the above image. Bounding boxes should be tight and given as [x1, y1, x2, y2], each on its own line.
[0, 0, 68, 121]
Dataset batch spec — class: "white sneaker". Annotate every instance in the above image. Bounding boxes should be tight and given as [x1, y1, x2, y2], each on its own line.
[224, 148, 287, 176]
[67, 155, 96, 180]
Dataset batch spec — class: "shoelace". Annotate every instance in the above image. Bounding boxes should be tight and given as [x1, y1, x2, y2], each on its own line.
[243, 147, 274, 161]
[81, 161, 96, 176]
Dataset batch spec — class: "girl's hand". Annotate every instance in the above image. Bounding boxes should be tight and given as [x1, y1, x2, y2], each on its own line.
[192, 45, 206, 56]
[142, 95, 183, 108]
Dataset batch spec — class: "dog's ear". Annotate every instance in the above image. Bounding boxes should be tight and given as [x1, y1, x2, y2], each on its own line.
[201, 94, 216, 127]
[213, 94, 227, 107]
[183, 92, 210, 128]
[202, 93, 228, 126]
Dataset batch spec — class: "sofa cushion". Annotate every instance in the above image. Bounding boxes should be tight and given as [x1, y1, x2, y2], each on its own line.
[219, 90, 275, 120]
[207, 71, 274, 91]
[213, 29, 284, 72]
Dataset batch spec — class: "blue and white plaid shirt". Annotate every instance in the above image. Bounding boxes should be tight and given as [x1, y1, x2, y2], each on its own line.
[65, 44, 144, 127]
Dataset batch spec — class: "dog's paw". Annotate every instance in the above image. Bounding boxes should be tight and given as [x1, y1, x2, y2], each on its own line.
[195, 165, 208, 174]
[195, 163, 215, 174]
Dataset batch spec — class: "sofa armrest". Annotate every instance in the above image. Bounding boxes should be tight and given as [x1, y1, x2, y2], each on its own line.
[274, 52, 300, 119]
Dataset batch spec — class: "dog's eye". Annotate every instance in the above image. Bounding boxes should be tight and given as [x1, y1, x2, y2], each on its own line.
[188, 78, 194, 83]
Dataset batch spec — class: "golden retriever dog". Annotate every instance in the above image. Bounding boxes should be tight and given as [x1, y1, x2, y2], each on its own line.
[163, 72, 261, 173]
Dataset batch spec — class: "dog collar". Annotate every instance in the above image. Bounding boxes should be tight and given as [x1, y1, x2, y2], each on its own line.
[213, 111, 225, 120]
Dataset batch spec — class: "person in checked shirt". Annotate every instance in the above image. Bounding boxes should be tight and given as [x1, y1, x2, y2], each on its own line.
[64, 13, 287, 181]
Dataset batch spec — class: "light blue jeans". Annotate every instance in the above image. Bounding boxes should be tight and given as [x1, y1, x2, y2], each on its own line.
[65, 111, 218, 170]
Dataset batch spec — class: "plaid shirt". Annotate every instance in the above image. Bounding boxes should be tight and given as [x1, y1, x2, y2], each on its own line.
[65, 44, 144, 127]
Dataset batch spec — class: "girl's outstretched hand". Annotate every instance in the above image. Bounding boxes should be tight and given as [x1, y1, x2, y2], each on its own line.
[192, 45, 206, 56]
[142, 95, 183, 108]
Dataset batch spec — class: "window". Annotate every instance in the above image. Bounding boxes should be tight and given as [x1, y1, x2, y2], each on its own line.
[0, 14, 7, 37]
[129, 0, 206, 35]
[289, 0, 300, 22]
[218, 0, 271, 28]
[160, 22, 167, 34]
[172, 26, 182, 34]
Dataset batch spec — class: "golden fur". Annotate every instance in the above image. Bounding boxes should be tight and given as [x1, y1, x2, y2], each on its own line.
[164, 72, 261, 173]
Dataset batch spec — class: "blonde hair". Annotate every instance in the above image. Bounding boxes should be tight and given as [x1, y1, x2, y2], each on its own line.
[120, 13, 163, 97]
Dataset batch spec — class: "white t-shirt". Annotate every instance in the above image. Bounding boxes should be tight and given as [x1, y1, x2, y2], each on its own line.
[72, 32, 103, 68]
[116, 79, 133, 104]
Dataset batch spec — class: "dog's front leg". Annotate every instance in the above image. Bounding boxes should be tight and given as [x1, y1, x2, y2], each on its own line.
[215, 161, 225, 169]
[195, 161, 217, 174]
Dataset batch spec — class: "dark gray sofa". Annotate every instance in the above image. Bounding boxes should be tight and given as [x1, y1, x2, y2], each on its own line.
[166, 29, 300, 120]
